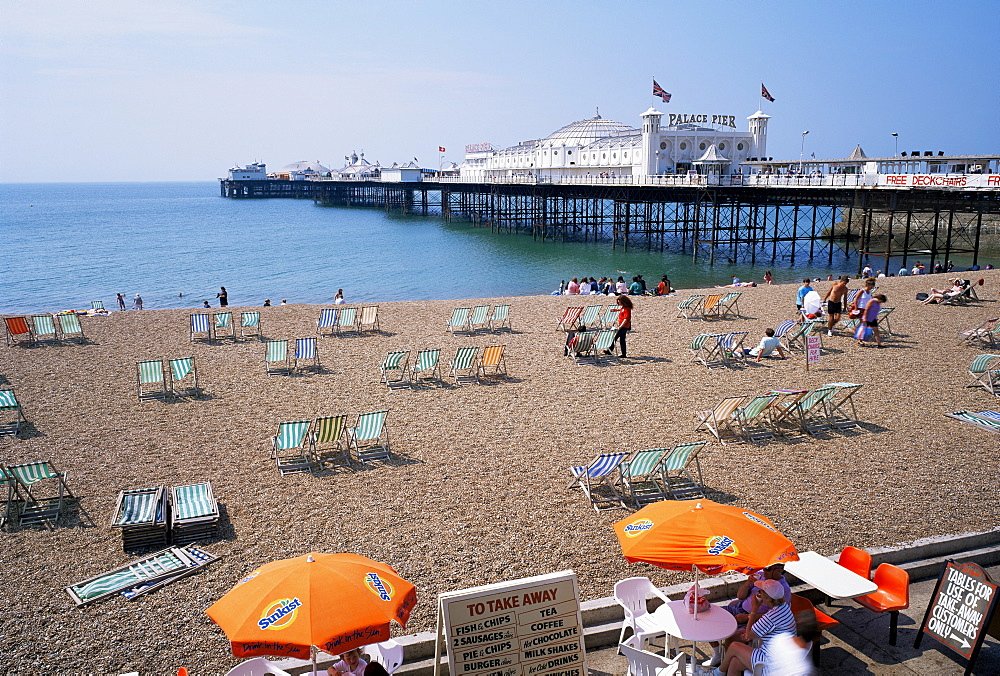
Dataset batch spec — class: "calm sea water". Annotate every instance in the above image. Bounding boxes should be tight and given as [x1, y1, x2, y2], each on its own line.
[2, 182, 857, 314]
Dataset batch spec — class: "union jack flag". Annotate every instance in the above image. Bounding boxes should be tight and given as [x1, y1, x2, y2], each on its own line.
[652, 80, 671, 103]
[761, 83, 775, 102]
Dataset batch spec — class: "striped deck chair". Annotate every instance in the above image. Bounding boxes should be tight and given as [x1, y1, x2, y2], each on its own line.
[479, 345, 508, 379]
[1, 468, 19, 528]
[845, 289, 861, 308]
[264, 339, 291, 375]
[557, 307, 584, 332]
[690, 333, 726, 368]
[5, 460, 74, 528]
[190, 313, 212, 342]
[411, 348, 442, 386]
[137, 359, 169, 400]
[488, 304, 511, 332]
[169, 357, 198, 398]
[57, 313, 85, 342]
[874, 306, 895, 335]
[111, 487, 168, 550]
[317, 308, 339, 337]
[271, 420, 314, 475]
[170, 481, 220, 544]
[946, 410, 1000, 434]
[660, 441, 707, 500]
[677, 294, 706, 319]
[620, 448, 668, 507]
[735, 394, 778, 442]
[567, 452, 629, 511]
[91, 300, 105, 311]
[569, 330, 598, 362]
[701, 294, 724, 319]
[294, 337, 320, 372]
[784, 320, 819, 352]
[381, 350, 410, 389]
[774, 320, 799, 342]
[958, 318, 1000, 348]
[967, 354, 1000, 395]
[601, 306, 622, 329]
[580, 304, 603, 329]
[468, 305, 490, 333]
[718, 331, 749, 365]
[719, 292, 743, 319]
[0, 389, 24, 437]
[694, 395, 746, 444]
[240, 311, 261, 338]
[31, 314, 59, 343]
[310, 415, 350, 468]
[336, 306, 359, 335]
[449, 346, 481, 385]
[447, 307, 472, 334]
[822, 382, 864, 429]
[592, 328, 618, 363]
[213, 312, 235, 340]
[4, 316, 34, 346]
[789, 386, 838, 435]
[359, 305, 380, 333]
[348, 410, 390, 462]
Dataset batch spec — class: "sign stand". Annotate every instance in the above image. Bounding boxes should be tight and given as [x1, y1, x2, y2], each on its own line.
[805, 334, 821, 371]
[914, 560, 1000, 675]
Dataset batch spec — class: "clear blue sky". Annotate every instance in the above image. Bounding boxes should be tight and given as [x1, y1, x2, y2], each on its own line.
[2, 0, 998, 182]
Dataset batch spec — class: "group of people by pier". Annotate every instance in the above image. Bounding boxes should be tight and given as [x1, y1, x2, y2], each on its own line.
[556, 274, 673, 297]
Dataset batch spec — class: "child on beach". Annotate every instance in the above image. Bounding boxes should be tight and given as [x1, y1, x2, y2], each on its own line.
[327, 649, 367, 676]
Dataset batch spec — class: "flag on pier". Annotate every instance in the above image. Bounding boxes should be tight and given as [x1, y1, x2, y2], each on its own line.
[761, 83, 775, 102]
[652, 80, 671, 103]
[438, 146, 446, 152]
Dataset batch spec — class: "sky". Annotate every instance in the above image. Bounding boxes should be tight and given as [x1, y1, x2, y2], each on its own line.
[2, 0, 998, 182]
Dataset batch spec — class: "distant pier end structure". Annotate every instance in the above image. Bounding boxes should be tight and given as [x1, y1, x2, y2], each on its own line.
[221, 109, 1000, 272]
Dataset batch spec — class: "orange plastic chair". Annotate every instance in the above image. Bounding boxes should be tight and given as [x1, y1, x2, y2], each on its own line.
[837, 545, 872, 579]
[790, 593, 839, 665]
[854, 563, 910, 645]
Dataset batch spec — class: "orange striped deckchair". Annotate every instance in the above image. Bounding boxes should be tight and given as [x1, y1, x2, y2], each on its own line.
[4, 317, 34, 346]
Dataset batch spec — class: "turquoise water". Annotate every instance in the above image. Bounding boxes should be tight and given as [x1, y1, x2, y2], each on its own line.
[2, 182, 854, 313]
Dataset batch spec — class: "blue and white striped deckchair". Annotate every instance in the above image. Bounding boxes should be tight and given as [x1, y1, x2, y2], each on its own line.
[348, 410, 390, 462]
[469, 305, 490, 333]
[169, 357, 198, 397]
[170, 481, 220, 544]
[5, 460, 74, 528]
[294, 337, 320, 372]
[381, 351, 410, 389]
[359, 305, 380, 333]
[660, 441, 707, 499]
[0, 388, 24, 437]
[57, 313, 85, 342]
[449, 346, 480, 385]
[271, 420, 314, 475]
[31, 314, 59, 343]
[489, 304, 511, 332]
[567, 452, 629, 511]
[619, 448, 668, 507]
[718, 331, 749, 365]
[336, 306, 359, 335]
[213, 311, 234, 340]
[317, 308, 339, 337]
[190, 313, 212, 342]
[264, 339, 291, 375]
[111, 487, 168, 549]
[91, 300, 105, 311]
[411, 348, 442, 386]
[447, 307, 472, 334]
[946, 410, 1000, 434]
[240, 311, 261, 338]
[137, 359, 168, 400]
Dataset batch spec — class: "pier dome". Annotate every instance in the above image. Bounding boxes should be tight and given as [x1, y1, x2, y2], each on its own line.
[543, 114, 636, 145]
[280, 160, 330, 174]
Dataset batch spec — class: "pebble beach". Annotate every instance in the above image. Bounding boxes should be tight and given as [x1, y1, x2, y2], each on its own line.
[3, 272, 1000, 674]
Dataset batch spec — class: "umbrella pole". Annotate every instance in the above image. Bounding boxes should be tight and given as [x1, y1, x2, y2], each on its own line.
[692, 565, 699, 621]
[312, 645, 318, 675]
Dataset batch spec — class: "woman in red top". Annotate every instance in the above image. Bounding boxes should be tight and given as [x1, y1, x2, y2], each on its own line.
[611, 295, 633, 357]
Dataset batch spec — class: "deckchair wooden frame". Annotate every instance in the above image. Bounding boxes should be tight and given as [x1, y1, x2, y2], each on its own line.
[660, 442, 707, 500]
[478, 345, 508, 379]
[0, 469, 20, 528]
[468, 305, 490, 333]
[317, 308, 339, 337]
[557, 307, 584, 332]
[359, 305, 380, 333]
[5, 460, 74, 529]
[449, 346, 481, 385]
[310, 415, 350, 468]
[190, 313, 212, 342]
[694, 395, 747, 444]
[30, 314, 59, 343]
[137, 359, 169, 400]
[264, 339, 291, 375]
[348, 410, 390, 462]
[0, 389, 24, 437]
[294, 337, 320, 372]
[57, 313, 85, 342]
[411, 348, 443, 386]
[168, 356, 199, 398]
[447, 307, 472, 335]
[677, 295, 706, 319]
[966, 354, 1000, 395]
[381, 350, 411, 389]
[4, 316, 34, 346]
[271, 420, 315, 475]
[240, 311, 261, 338]
[488, 304, 511, 332]
[170, 481, 220, 544]
[620, 448, 669, 507]
[213, 311, 235, 340]
[958, 318, 1000, 348]
[567, 452, 630, 511]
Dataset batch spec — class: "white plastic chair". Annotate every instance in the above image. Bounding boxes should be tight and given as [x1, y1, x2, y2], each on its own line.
[224, 657, 292, 676]
[620, 639, 686, 676]
[614, 577, 671, 653]
[366, 639, 404, 674]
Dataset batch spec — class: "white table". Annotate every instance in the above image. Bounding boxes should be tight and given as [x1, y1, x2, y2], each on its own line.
[784, 550, 878, 599]
[652, 600, 738, 643]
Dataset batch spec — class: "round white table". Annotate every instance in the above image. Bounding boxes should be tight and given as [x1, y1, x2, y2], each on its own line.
[652, 600, 738, 642]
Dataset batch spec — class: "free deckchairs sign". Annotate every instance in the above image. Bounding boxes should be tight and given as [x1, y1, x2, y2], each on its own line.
[914, 561, 1000, 674]
[434, 570, 586, 676]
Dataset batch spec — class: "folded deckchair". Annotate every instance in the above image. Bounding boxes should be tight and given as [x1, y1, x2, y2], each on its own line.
[580, 304, 603, 329]
[569, 330, 598, 362]
[690, 333, 726, 368]
[190, 313, 212, 342]
[411, 348, 442, 386]
[602, 306, 622, 329]
[557, 307, 584, 332]
[734, 394, 778, 442]
[310, 415, 350, 469]
[488, 304, 511, 332]
[479, 345, 508, 379]
[567, 452, 629, 511]
[170, 481, 220, 544]
[213, 311, 235, 340]
[31, 314, 59, 343]
[966, 354, 1000, 395]
[359, 305, 380, 333]
[694, 395, 746, 444]
[381, 350, 410, 389]
[4, 316, 34, 346]
[91, 300, 105, 311]
[468, 305, 490, 333]
[449, 346, 481, 385]
[959, 318, 1000, 348]
[240, 311, 261, 338]
[946, 410, 1000, 434]
[111, 486, 169, 550]
[660, 441, 707, 500]
[0, 388, 24, 437]
[620, 448, 668, 507]
[5, 460, 74, 528]
[823, 382, 864, 429]
[317, 308, 339, 337]
[264, 339, 291, 375]
[447, 307, 472, 334]
[137, 359, 169, 400]
[701, 294, 724, 319]
[336, 306, 359, 335]
[348, 410, 390, 462]
[719, 292, 743, 319]
[271, 420, 314, 475]
[169, 357, 199, 398]
[57, 312, 85, 342]
[677, 294, 706, 319]
[294, 337, 320, 372]
[66, 544, 218, 606]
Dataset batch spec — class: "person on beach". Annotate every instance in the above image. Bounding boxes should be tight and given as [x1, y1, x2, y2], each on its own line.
[217, 286, 228, 307]
[334, 289, 345, 304]
[857, 293, 886, 347]
[116, 293, 126, 311]
[763, 270, 773, 284]
[850, 278, 876, 318]
[628, 277, 642, 295]
[327, 649, 367, 676]
[607, 295, 632, 358]
[263, 299, 271, 306]
[557, 280, 566, 295]
[657, 275, 671, 296]
[717, 579, 796, 676]
[744, 328, 787, 362]
[567, 277, 580, 294]
[203, 300, 210, 308]
[823, 276, 849, 336]
[795, 279, 811, 316]
[636, 275, 647, 294]
[281, 299, 288, 305]
[133, 293, 143, 310]
[615, 276, 628, 294]
[920, 279, 966, 304]
[364, 664, 390, 676]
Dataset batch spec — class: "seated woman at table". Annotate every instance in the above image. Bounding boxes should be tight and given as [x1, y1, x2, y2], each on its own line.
[328, 649, 367, 676]
[716, 579, 796, 676]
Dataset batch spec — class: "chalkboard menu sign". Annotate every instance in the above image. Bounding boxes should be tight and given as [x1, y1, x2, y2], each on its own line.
[915, 561, 999, 674]
[434, 571, 587, 676]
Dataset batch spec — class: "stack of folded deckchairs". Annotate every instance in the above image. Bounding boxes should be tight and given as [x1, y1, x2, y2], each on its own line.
[170, 481, 220, 545]
[111, 487, 169, 550]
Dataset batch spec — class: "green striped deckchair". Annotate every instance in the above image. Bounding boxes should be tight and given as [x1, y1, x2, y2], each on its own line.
[57, 312, 85, 342]
[449, 346, 480, 384]
[348, 410, 390, 462]
[469, 305, 490, 333]
[569, 330, 597, 362]
[5, 460, 74, 528]
[660, 441, 707, 500]
[111, 487, 168, 549]
[719, 292, 743, 319]
[823, 382, 864, 429]
[489, 304, 511, 332]
[946, 410, 1000, 434]
[91, 300, 105, 311]
[601, 306, 622, 329]
[381, 350, 410, 389]
[966, 354, 1000, 395]
[190, 313, 212, 342]
[690, 333, 725, 367]
[310, 415, 349, 468]
[119, 545, 218, 601]
[170, 481, 220, 544]
[31, 314, 59, 342]
[592, 328, 617, 362]
[958, 317, 1000, 348]
[791, 386, 838, 435]
[0, 388, 24, 437]
[580, 304, 603, 329]
[784, 320, 819, 351]
[620, 448, 668, 507]
[271, 420, 314, 475]
[359, 305, 380, 333]
[213, 311, 234, 340]
[336, 306, 358, 335]
[317, 308, 339, 336]
[264, 339, 291, 375]
[137, 359, 168, 400]
[240, 311, 261, 338]
[677, 294, 706, 319]
[411, 348, 442, 386]
[447, 307, 472, 334]
[169, 357, 198, 398]
[735, 394, 778, 442]
[0, 468, 18, 528]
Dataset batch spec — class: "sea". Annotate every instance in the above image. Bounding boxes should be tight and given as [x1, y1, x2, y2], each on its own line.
[2, 182, 861, 314]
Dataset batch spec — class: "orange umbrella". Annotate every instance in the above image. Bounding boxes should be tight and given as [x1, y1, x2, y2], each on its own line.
[206, 553, 416, 671]
[614, 499, 798, 575]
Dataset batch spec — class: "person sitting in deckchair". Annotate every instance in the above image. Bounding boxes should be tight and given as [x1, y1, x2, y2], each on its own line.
[743, 328, 787, 362]
[920, 279, 967, 304]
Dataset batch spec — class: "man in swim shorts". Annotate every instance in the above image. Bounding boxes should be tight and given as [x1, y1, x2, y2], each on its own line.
[823, 276, 849, 336]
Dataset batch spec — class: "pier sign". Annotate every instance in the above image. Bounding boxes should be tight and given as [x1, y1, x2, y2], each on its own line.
[915, 561, 1000, 674]
[435, 571, 586, 676]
